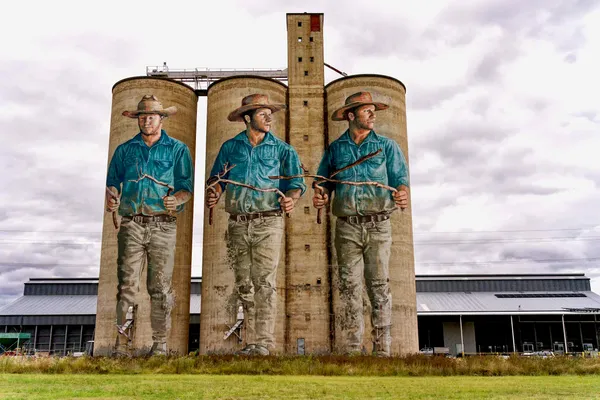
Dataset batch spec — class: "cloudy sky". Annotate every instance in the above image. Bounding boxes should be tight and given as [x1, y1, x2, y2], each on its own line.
[1, 0, 600, 306]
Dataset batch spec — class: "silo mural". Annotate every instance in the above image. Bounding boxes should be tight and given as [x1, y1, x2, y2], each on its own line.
[95, 77, 197, 356]
[201, 77, 296, 355]
[324, 76, 418, 356]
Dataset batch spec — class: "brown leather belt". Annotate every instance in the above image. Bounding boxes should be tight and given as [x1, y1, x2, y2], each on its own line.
[230, 211, 282, 222]
[122, 214, 176, 224]
[339, 213, 390, 224]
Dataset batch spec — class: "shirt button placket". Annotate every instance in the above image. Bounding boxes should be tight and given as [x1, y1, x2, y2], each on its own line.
[245, 146, 254, 213]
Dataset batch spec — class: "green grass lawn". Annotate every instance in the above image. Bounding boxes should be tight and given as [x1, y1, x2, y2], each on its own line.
[1, 375, 600, 399]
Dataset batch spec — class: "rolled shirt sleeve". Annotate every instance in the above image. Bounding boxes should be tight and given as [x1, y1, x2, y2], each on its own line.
[316, 147, 335, 193]
[208, 143, 231, 192]
[106, 145, 125, 192]
[383, 139, 409, 188]
[280, 145, 306, 195]
[173, 143, 194, 194]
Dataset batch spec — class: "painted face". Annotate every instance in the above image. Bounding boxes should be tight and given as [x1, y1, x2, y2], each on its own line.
[138, 113, 163, 136]
[350, 105, 376, 130]
[249, 108, 273, 133]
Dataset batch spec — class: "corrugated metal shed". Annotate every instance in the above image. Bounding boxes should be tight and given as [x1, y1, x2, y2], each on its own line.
[416, 276, 590, 293]
[417, 291, 600, 315]
[0, 295, 97, 315]
[0, 295, 202, 316]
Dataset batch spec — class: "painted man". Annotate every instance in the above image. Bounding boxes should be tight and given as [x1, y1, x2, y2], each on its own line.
[206, 94, 305, 356]
[105, 95, 194, 356]
[313, 92, 409, 356]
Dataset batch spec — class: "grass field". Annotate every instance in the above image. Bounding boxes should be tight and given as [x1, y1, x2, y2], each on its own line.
[2, 354, 600, 376]
[1, 374, 600, 399]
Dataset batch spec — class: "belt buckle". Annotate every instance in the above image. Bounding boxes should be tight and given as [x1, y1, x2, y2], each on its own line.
[365, 215, 377, 228]
[237, 214, 248, 223]
[348, 216, 359, 224]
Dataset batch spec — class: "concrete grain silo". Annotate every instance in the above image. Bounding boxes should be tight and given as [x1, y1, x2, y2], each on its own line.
[325, 75, 418, 355]
[201, 76, 288, 354]
[95, 77, 197, 356]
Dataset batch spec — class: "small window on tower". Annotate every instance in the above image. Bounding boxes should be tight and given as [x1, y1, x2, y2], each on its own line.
[298, 57, 302, 62]
[297, 37, 302, 42]
[304, 71, 309, 76]
[309, 36, 314, 42]
[298, 21, 302, 27]
[303, 100, 308, 106]
[303, 135, 309, 141]
[310, 57, 314, 62]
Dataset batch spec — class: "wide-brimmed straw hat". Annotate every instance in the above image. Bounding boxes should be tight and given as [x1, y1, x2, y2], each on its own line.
[122, 95, 177, 118]
[331, 91, 388, 121]
[227, 94, 286, 122]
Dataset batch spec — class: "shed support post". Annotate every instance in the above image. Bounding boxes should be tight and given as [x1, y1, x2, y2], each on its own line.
[64, 325, 68, 356]
[562, 314, 568, 354]
[79, 325, 84, 352]
[510, 315, 516, 353]
[459, 314, 465, 357]
[49, 325, 53, 354]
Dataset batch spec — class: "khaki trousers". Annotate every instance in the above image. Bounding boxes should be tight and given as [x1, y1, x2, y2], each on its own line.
[227, 216, 283, 350]
[335, 218, 392, 354]
[116, 219, 177, 345]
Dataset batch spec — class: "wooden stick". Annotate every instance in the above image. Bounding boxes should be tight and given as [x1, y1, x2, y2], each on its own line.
[329, 149, 381, 178]
[271, 174, 398, 193]
[105, 187, 120, 230]
[128, 174, 174, 191]
[313, 181, 324, 224]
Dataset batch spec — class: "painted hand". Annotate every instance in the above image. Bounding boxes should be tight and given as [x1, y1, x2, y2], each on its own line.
[278, 196, 295, 213]
[312, 191, 329, 209]
[393, 189, 409, 210]
[205, 188, 221, 209]
[105, 187, 120, 212]
[163, 195, 180, 212]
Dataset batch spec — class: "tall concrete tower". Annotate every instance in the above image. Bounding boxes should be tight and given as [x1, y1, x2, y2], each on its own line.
[284, 13, 331, 354]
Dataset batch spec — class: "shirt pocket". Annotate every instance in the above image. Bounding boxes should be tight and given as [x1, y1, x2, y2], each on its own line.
[152, 159, 174, 182]
[257, 147, 279, 175]
[364, 153, 387, 181]
[229, 151, 249, 166]
[123, 157, 141, 180]
[332, 153, 354, 180]
[227, 151, 249, 182]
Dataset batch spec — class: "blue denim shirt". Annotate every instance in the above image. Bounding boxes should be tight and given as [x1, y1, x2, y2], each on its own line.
[209, 131, 306, 214]
[106, 130, 194, 216]
[317, 130, 409, 217]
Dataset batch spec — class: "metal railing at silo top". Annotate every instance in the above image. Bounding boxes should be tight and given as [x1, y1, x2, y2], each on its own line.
[146, 66, 288, 90]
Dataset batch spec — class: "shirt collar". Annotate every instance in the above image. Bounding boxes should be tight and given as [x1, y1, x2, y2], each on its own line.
[233, 130, 278, 146]
[339, 129, 380, 145]
[131, 130, 173, 147]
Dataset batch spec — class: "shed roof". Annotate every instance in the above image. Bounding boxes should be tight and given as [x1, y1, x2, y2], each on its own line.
[417, 291, 600, 315]
[0, 295, 202, 316]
